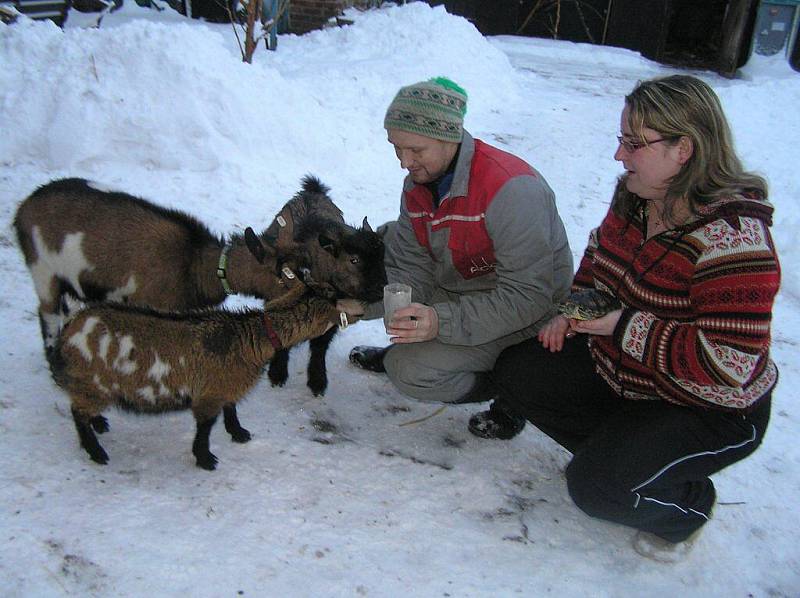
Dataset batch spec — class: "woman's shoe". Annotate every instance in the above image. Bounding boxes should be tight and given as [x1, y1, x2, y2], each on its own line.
[632, 528, 703, 563]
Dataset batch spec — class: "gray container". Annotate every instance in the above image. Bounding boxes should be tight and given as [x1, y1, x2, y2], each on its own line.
[754, 0, 800, 55]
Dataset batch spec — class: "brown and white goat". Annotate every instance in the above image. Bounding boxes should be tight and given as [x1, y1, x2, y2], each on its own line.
[14, 176, 386, 397]
[49, 287, 344, 470]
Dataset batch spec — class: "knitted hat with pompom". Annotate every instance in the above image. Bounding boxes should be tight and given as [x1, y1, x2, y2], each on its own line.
[383, 77, 468, 143]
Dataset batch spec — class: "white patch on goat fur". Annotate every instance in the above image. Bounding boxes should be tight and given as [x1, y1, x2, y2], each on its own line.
[98, 333, 112, 364]
[148, 352, 172, 397]
[93, 374, 110, 395]
[178, 385, 190, 397]
[112, 334, 138, 375]
[178, 356, 187, 367]
[41, 312, 63, 348]
[30, 227, 92, 305]
[148, 352, 171, 381]
[106, 275, 138, 302]
[67, 316, 100, 362]
[136, 386, 157, 404]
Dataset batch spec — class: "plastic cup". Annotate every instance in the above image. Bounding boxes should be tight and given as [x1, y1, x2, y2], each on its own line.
[383, 283, 412, 328]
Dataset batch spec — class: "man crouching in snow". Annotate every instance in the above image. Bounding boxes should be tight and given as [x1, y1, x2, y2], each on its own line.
[338, 76, 572, 441]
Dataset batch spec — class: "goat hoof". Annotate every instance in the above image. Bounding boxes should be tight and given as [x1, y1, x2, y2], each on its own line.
[230, 428, 251, 443]
[308, 380, 327, 397]
[268, 359, 289, 387]
[195, 453, 218, 471]
[90, 415, 110, 434]
[268, 372, 288, 387]
[89, 448, 109, 465]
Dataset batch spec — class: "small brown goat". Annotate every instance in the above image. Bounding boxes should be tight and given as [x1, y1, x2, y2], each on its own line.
[14, 176, 386, 398]
[49, 287, 343, 470]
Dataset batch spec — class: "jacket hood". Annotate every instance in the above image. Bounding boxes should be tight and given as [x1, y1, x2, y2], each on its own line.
[693, 191, 775, 229]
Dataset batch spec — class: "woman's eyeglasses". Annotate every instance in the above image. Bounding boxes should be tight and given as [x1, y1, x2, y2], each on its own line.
[616, 135, 675, 153]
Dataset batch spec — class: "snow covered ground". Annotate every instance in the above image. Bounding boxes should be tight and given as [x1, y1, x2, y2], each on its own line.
[1, 3, 798, 596]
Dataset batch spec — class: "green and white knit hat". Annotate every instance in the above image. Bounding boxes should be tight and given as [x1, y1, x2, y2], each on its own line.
[384, 77, 468, 143]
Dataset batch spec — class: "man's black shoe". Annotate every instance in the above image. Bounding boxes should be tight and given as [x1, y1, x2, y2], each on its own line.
[468, 400, 526, 440]
[349, 345, 390, 373]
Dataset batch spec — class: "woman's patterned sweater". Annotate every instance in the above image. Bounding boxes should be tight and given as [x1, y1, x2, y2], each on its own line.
[573, 191, 780, 411]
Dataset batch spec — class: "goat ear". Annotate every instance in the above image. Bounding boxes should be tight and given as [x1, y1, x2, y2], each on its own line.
[362, 216, 373, 233]
[275, 206, 295, 247]
[244, 227, 268, 263]
[318, 233, 340, 258]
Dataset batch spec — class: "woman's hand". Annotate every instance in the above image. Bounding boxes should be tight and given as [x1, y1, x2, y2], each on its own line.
[538, 314, 572, 352]
[570, 309, 623, 336]
[387, 303, 438, 343]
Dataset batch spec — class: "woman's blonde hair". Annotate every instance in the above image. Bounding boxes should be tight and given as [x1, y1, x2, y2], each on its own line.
[614, 75, 767, 222]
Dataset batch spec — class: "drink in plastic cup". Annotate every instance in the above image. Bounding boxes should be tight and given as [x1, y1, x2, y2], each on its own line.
[383, 283, 412, 328]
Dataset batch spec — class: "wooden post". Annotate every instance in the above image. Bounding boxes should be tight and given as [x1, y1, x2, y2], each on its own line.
[718, 0, 759, 77]
[243, 0, 263, 63]
[268, 0, 279, 50]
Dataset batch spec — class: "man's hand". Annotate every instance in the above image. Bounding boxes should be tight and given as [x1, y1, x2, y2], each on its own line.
[387, 303, 438, 343]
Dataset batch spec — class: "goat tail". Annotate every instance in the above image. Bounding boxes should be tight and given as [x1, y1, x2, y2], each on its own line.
[300, 174, 329, 195]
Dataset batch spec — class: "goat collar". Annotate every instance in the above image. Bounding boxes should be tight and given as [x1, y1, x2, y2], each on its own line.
[216, 244, 234, 295]
[262, 312, 283, 351]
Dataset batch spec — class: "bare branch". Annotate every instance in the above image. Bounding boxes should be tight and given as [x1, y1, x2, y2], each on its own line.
[226, 0, 246, 60]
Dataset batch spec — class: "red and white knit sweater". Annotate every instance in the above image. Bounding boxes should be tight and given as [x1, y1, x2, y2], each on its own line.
[574, 191, 780, 411]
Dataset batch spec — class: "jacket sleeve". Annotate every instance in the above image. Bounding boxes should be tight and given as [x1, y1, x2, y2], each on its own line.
[434, 174, 573, 346]
[613, 216, 780, 407]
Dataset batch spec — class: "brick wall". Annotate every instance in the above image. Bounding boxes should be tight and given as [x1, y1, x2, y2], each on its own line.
[289, 0, 386, 34]
[290, 0, 351, 34]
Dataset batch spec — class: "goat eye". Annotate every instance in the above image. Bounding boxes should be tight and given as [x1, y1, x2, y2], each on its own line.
[350, 256, 360, 265]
